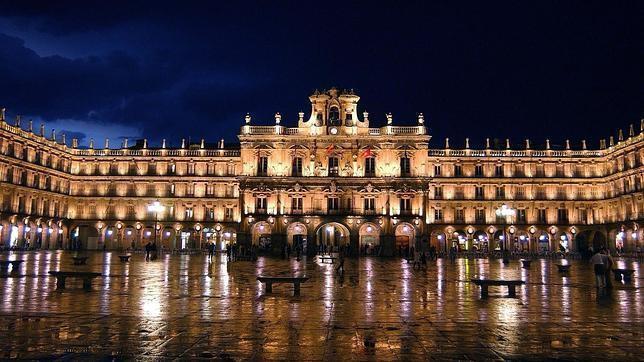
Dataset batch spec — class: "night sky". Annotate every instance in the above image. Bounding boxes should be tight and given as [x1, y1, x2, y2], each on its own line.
[0, 1, 642, 149]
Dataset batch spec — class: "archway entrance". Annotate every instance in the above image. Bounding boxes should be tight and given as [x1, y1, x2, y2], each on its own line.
[395, 223, 415, 256]
[71, 225, 99, 250]
[287, 222, 308, 253]
[252, 222, 272, 252]
[317, 222, 349, 253]
[359, 223, 380, 255]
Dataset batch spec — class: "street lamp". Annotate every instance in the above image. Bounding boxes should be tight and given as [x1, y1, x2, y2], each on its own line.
[147, 200, 165, 249]
[496, 204, 515, 264]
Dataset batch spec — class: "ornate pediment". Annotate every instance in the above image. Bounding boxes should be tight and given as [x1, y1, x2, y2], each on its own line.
[324, 180, 342, 194]
[359, 182, 380, 193]
[287, 182, 308, 193]
[251, 183, 273, 196]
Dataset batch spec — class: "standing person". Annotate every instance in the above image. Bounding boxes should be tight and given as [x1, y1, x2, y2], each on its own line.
[590, 249, 605, 289]
[151, 242, 158, 260]
[144, 241, 151, 261]
[208, 241, 215, 259]
[336, 249, 345, 274]
[602, 248, 614, 289]
[421, 251, 427, 270]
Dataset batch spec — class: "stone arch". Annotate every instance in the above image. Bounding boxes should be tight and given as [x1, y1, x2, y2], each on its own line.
[161, 226, 176, 250]
[71, 224, 99, 250]
[394, 222, 414, 253]
[316, 222, 350, 250]
[555, 231, 572, 252]
[251, 221, 273, 249]
[472, 230, 489, 251]
[359, 222, 381, 255]
[429, 230, 447, 252]
[286, 222, 308, 246]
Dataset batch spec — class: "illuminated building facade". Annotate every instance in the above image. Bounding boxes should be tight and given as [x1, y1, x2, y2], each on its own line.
[0, 88, 642, 255]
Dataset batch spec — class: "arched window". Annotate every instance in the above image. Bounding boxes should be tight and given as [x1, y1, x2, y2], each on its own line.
[328, 107, 340, 126]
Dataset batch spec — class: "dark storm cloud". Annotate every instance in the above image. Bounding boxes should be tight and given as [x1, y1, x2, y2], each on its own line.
[0, 1, 642, 148]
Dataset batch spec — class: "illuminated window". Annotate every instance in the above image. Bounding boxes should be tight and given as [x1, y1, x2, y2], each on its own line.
[328, 157, 339, 176]
[365, 157, 376, 177]
[327, 197, 339, 211]
[400, 157, 411, 177]
[257, 156, 268, 176]
[364, 198, 375, 211]
[434, 208, 443, 222]
[475, 186, 484, 199]
[455, 208, 464, 222]
[537, 209, 547, 223]
[475, 209, 485, 223]
[291, 157, 303, 177]
[291, 197, 303, 212]
[495, 165, 504, 177]
[434, 186, 443, 199]
[434, 165, 441, 177]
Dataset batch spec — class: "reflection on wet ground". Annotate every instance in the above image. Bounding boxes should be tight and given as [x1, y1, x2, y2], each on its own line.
[0, 251, 641, 360]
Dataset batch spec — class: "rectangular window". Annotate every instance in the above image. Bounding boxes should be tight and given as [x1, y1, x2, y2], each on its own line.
[434, 186, 443, 199]
[291, 197, 303, 212]
[475, 209, 485, 223]
[400, 157, 411, 177]
[257, 157, 268, 176]
[516, 186, 525, 199]
[557, 208, 569, 223]
[434, 208, 443, 222]
[365, 157, 376, 177]
[496, 186, 505, 198]
[185, 207, 193, 220]
[327, 197, 339, 211]
[434, 165, 441, 177]
[455, 209, 464, 222]
[475, 186, 484, 199]
[454, 165, 462, 177]
[517, 209, 526, 223]
[399, 198, 411, 213]
[188, 163, 195, 175]
[537, 209, 547, 223]
[291, 157, 303, 177]
[495, 165, 504, 177]
[255, 197, 267, 213]
[328, 157, 339, 176]
[475, 165, 483, 177]
[207, 207, 215, 220]
[578, 209, 588, 224]
[364, 198, 375, 211]
[225, 207, 234, 220]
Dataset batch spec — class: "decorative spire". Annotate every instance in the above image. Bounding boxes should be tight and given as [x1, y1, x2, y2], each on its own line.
[219, 138, 224, 149]
[40, 123, 45, 136]
[61, 133, 66, 145]
[641, 118, 644, 133]
[599, 139, 606, 149]
[565, 139, 570, 150]
[582, 139, 587, 150]
[485, 138, 490, 149]
[609, 136, 614, 146]
[51, 128, 56, 141]
[15, 115, 21, 128]
[546, 139, 550, 149]
[298, 111, 304, 122]
[143, 139, 148, 149]
[417, 113, 424, 124]
[104, 138, 109, 149]
[445, 137, 450, 149]
[72, 138, 78, 148]
[161, 139, 166, 148]
[274, 112, 281, 125]
[200, 138, 205, 149]
[28, 119, 33, 132]
[0, 108, 4, 121]
[465, 137, 469, 149]
[629, 124, 635, 137]
[363, 111, 369, 122]
[386, 112, 393, 125]
[244, 113, 251, 124]
[618, 129, 623, 141]
[181, 138, 185, 149]
[525, 139, 530, 149]
[505, 139, 510, 149]
[124, 138, 129, 148]
[89, 138, 94, 149]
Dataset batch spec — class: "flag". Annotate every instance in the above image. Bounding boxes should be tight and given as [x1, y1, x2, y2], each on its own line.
[326, 144, 335, 154]
[360, 147, 372, 158]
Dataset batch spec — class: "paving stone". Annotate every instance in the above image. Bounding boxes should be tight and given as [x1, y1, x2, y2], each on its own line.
[0, 251, 641, 359]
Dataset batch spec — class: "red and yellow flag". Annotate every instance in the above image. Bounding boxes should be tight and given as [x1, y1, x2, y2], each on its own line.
[360, 147, 372, 158]
[326, 144, 335, 154]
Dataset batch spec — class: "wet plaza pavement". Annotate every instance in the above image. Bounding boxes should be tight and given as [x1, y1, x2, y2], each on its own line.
[0, 251, 641, 360]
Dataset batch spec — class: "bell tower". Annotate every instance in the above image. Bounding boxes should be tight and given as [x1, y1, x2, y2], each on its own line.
[299, 87, 368, 131]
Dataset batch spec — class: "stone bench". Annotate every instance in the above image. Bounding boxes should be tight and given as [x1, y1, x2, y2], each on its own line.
[556, 264, 571, 273]
[318, 256, 337, 264]
[613, 268, 635, 282]
[72, 256, 89, 265]
[520, 259, 532, 268]
[257, 276, 310, 296]
[0, 260, 23, 274]
[118, 255, 131, 262]
[48, 271, 102, 290]
[471, 278, 525, 298]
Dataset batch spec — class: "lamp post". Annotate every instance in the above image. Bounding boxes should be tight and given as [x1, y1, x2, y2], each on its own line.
[147, 200, 165, 250]
[496, 204, 515, 264]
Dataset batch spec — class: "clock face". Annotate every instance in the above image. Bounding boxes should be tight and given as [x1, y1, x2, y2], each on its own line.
[329, 127, 338, 135]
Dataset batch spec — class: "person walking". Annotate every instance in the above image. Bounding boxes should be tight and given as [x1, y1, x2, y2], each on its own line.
[590, 249, 605, 288]
[208, 241, 215, 259]
[601, 248, 614, 289]
[336, 249, 345, 274]
[421, 251, 427, 270]
[144, 241, 152, 261]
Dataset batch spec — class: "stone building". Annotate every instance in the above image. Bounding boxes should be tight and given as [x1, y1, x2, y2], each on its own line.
[0, 88, 642, 255]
